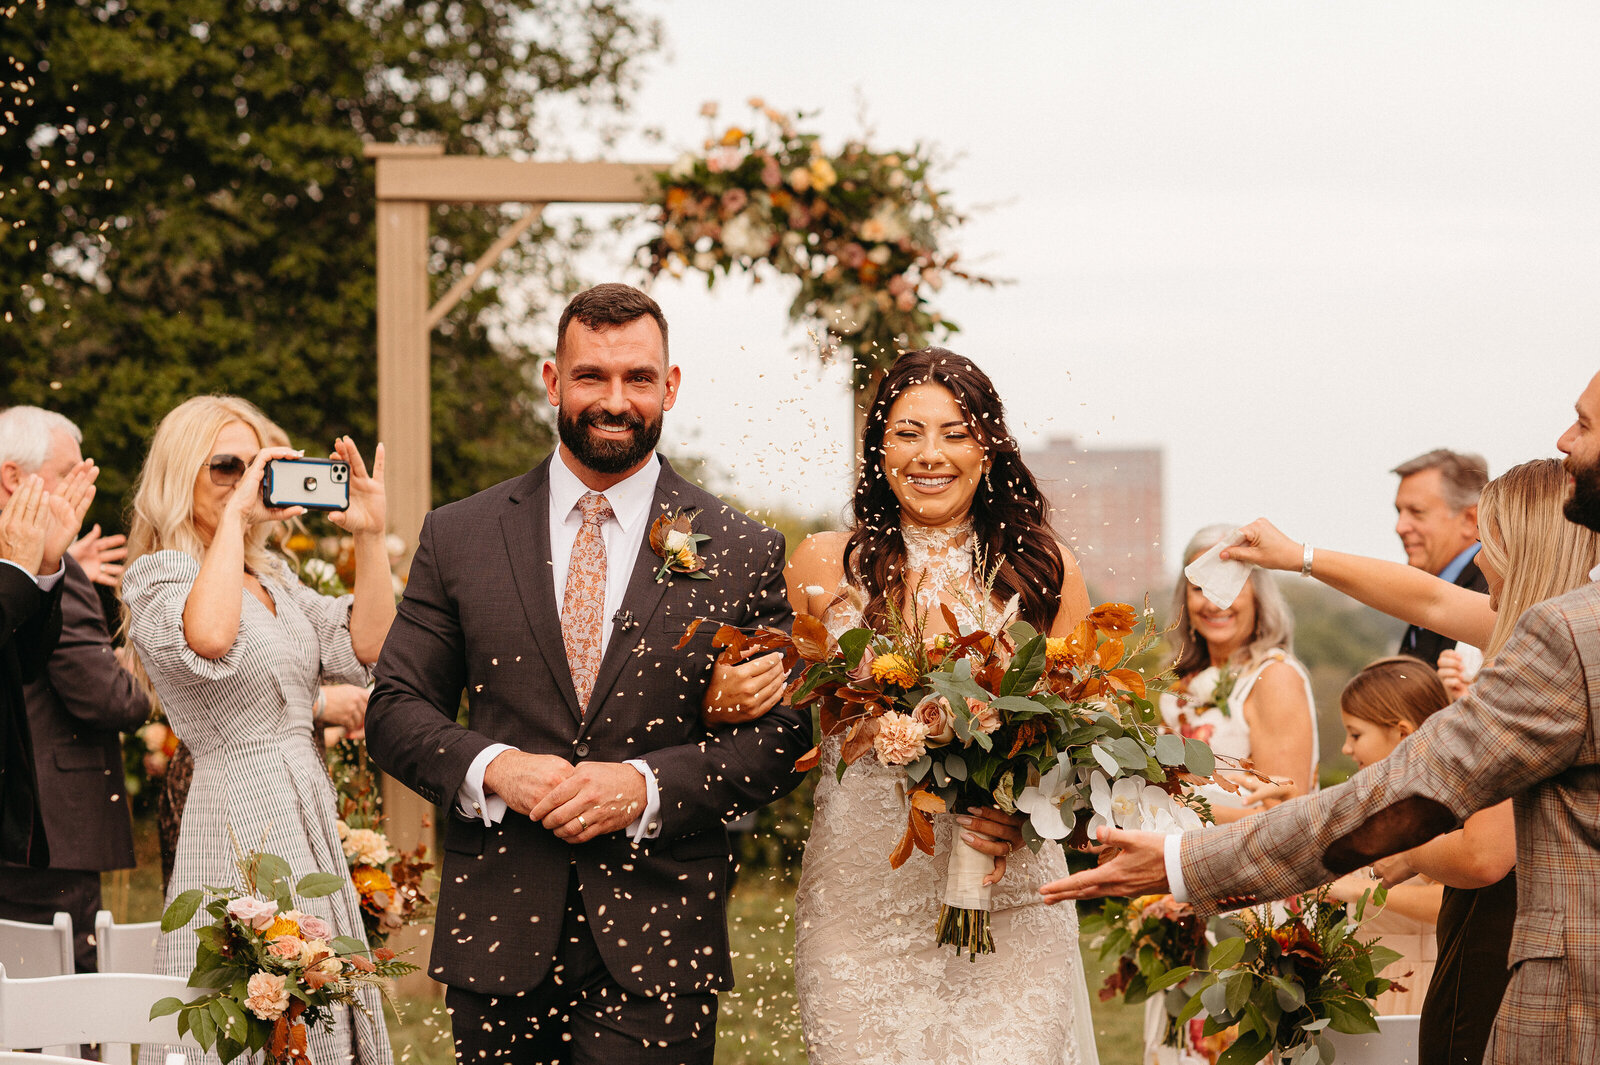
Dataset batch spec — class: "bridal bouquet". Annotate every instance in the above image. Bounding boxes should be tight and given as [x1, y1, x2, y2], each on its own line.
[151, 850, 416, 1064]
[687, 592, 1217, 957]
[1151, 887, 1401, 1065]
[326, 738, 436, 947]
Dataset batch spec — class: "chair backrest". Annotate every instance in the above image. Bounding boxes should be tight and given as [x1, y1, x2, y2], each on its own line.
[93, 910, 162, 975]
[0, 1053, 115, 1064]
[0, 913, 73, 978]
[0, 962, 202, 1063]
[1326, 1013, 1422, 1065]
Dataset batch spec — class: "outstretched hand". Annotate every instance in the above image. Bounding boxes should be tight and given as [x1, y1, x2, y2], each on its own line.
[42, 459, 98, 573]
[70, 524, 129, 587]
[326, 437, 385, 535]
[1217, 517, 1303, 573]
[1038, 826, 1172, 904]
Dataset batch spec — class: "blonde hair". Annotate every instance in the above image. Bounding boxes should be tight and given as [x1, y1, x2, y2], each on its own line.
[124, 395, 286, 576]
[1339, 656, 1450, 730]
[1477, 457, 1600, 656]
[1170, 523, 1296, 677]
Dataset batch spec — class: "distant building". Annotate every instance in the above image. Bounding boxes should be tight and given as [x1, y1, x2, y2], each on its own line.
[1025, 436, 1165, 606]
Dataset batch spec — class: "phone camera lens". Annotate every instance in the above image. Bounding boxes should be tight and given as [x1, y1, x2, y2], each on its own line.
[303, 476, 318, 492]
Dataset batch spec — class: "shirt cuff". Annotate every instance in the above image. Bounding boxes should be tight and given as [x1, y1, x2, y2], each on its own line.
[624, 758, 661, 843]
[0, 558, 62, 589]
[1165, 833, 1190, 905]
[457, 743, 513, 826]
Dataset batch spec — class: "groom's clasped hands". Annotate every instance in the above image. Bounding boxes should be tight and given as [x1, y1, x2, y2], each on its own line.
[482, 749, 647, 844]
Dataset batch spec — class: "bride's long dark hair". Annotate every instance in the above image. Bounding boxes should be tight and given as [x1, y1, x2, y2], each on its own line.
[844, 348, 1066, 631]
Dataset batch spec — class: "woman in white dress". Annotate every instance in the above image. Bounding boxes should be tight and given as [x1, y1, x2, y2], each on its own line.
[1145, 524, 1319, 1063]
[122, 396, 394, 1065]
[721, 349, 1102, 1064]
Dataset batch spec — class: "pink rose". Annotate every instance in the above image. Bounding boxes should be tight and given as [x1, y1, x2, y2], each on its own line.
[968, 697, 1001, 735]
[720, 187, 749, 217]
[244, 971, 290, 1021]
[296, 914, 332, 941]
[872, 711, 929, 766]
[761, 157, 783, 189]
[840, 242, 868, 269]
[267, 937, 304, 962]
[226, 896, 279, 932]
[848, 644, 877, 683]
[910, 694, 955, 746]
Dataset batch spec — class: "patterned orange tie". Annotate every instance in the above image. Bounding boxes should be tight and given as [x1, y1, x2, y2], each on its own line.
[563, 491, 613, 714]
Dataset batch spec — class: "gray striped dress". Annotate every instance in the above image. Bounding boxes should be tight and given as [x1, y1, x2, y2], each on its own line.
[124, 550, 391, 1065]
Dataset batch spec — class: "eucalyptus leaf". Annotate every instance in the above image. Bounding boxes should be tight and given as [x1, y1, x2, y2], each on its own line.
[907, 754, 932, 782]
[1224, 971, 1254, 1014]
[161, 888, 205, 932]
[1183, 736, 1216, 776]
[1207, 932, 1248, 972]
[331, 935, 368, 955]
[296, 871, 347, 898]
[1109, 735, 1148, 770]
[1154, 733, 1187, 766]
[943, 754, 968, 782]
[1091, 744, 1120, 777]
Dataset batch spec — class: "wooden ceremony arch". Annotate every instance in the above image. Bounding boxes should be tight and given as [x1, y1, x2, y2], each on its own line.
[365, 144, 660, 985]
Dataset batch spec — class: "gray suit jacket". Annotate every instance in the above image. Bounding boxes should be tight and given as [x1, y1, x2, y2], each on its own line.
[367, 456, 810, 998]
[1179, 581, 1600, 1064]
[23, 555, 149, 871]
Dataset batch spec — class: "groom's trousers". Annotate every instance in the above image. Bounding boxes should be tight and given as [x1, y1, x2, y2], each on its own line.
[445, 866, 718, 1064]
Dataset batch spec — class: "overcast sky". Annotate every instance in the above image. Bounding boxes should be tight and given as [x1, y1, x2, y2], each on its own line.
[536, 1, 1599, 573]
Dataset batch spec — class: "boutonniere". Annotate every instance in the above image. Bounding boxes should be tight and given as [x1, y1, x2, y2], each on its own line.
[1177, 664, 1238, 718]
[649, 507, 713, 582]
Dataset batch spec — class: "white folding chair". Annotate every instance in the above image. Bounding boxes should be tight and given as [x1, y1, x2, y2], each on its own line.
[0, 912, 74, 978]
[0, 1053, 102, 1064]
[93, 911, 161, 975]
[0, 962, 203, 1065]
[1326, 1013, 1422, 1065]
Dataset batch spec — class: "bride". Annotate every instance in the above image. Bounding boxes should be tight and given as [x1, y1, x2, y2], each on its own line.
[714, 348, 1102, 1064]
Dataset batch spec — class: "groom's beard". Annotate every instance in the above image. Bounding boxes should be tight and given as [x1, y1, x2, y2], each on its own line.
[558, 404, 662, 475]
[1564, 453, 1600, 532]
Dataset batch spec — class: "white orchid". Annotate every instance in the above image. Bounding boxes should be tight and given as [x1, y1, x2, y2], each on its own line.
[1139, 786, 1205, 834]
[1087, 771, 1146, 838]
[1016, 764, 1075, 840]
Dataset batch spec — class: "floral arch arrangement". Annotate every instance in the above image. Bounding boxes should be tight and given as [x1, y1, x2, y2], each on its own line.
[639, 101, 993, 402]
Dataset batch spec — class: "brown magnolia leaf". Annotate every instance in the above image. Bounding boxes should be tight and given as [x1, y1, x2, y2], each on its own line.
[909, 788, 946, 814]
[1089, 602, 1138, 636]
[890, 815, 917, 869]
[940, 602, 963, 634]
[286, 1021, 310, 1063]
[818, 695, 844, 736]
[672, 617, 708, 651]
[648, 514, 670, 556]
[792, 614, 832, 662]
[840, 717, 882, 765]
[1107, 668, 1147, 699]
[1096, 637, 1126, 669]
[712, 625, 747, 661]
[1066, 619, 1096, 658]
[909, 806, 936, 855]
[793, 745, 822, 772]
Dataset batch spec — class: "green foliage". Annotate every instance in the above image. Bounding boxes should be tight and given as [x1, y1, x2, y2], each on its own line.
[1, 0, 661, 534]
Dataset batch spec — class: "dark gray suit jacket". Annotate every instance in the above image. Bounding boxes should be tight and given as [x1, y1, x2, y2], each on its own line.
[1, 560, 62, 867]
[367, 456, 809, 998]
[23, 555, 149, 871]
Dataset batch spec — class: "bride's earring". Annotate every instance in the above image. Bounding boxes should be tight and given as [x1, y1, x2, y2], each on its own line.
[983, 464, 993, 494]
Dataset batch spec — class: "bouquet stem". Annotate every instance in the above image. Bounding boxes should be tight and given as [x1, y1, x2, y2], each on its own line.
[936, 835, 995, 959]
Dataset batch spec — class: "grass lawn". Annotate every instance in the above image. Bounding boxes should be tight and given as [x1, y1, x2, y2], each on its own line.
[111, 825, 1145, 1063]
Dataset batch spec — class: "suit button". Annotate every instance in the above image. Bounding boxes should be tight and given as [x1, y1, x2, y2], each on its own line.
[574, 742, 590, 758]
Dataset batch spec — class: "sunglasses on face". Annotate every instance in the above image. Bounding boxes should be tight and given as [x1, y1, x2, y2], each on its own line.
[203, 454, 249, 487]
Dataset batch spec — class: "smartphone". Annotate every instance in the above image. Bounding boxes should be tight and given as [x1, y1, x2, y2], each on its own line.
[262, 457, 350, 511]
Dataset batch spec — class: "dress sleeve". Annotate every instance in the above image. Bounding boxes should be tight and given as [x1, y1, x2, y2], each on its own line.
[271, 561, 373, 688]
[122, 550, 249, 688]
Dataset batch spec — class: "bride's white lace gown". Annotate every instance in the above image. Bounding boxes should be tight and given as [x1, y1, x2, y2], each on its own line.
[793, 522, 1101, 1065]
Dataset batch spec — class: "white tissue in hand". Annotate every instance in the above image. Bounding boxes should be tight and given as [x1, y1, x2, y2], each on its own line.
[1183, 529, 1252, 610]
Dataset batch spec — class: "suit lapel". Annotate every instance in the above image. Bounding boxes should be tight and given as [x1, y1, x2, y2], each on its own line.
[580, 461, 693, 732]
[501, 458, 583, 724]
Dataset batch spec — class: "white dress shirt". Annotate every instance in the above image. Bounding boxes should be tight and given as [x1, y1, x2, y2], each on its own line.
[456, 447, 663, 841]
[0, 559, 65, 591]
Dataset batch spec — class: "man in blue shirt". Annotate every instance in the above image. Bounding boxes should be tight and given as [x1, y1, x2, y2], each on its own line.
[1391, 448, 1489, 666]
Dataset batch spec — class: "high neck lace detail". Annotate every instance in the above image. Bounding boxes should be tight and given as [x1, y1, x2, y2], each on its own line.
[901, 518, 975, 578]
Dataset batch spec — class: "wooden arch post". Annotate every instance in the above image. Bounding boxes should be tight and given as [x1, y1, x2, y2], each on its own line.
[365, 143, 659, 987]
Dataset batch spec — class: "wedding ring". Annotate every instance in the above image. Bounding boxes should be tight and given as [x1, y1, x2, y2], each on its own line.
[577, 815, 588, 830]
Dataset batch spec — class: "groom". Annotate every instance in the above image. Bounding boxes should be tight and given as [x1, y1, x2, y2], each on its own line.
[1042, 369, 1600, 1062]
[367, 284, 809, 1063]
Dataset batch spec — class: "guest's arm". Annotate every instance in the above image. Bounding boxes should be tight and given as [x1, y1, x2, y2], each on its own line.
[324, 438, 394, 664]
[1374, 800, 1516, 890]
[1221, 517, 1495, 648]
[42, 557, 149, 732]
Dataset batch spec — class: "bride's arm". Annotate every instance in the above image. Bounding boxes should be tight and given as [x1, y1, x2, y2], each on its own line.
[1047, 541, 1092, 636]
[700, 531, 848, 727]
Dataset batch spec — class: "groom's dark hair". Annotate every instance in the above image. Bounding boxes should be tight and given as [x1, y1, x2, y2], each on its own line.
[556, 283, 670, 363]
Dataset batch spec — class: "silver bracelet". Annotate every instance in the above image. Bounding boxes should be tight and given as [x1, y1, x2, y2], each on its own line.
[1300, 543, 1315, 578]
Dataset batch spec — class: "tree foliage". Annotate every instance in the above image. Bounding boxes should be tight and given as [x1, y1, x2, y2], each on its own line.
[1, 0, 660, 534]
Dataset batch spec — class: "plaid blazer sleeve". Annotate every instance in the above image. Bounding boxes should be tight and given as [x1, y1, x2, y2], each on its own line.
[1180, 594, 1591, 914]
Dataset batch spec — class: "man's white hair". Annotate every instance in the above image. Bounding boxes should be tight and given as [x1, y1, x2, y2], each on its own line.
[0, 406, 83, 471]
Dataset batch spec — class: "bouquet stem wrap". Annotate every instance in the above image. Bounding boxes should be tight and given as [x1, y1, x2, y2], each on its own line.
[936, 835, 995, 958]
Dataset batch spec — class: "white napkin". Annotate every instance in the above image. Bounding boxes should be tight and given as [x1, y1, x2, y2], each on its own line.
[1453, 643, 1485, 683]
[1183, 528, 1253, 610]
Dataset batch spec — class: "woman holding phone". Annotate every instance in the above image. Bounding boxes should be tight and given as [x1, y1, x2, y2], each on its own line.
[122, 395, 393, 1065]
